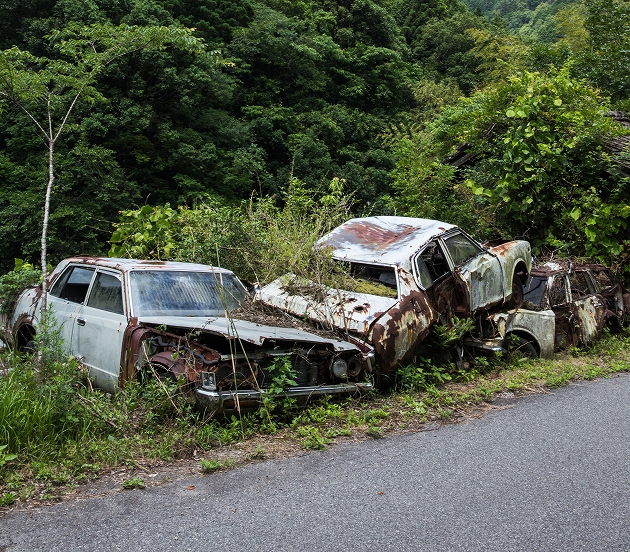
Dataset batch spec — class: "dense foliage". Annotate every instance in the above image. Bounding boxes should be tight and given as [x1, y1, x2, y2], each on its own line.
[0, 0, 628, 275]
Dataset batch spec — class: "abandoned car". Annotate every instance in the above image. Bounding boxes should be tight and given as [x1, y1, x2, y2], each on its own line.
[258, 216, 532, 373]
[471, 261, 630, 358]
[1, 257, 374, 413]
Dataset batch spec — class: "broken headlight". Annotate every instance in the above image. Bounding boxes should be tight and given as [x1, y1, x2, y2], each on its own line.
[201, 371, 217, 391]
[331, 358, 348, 379]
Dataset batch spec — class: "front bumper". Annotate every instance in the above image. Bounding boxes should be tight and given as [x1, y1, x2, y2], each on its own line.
[196, 382, 373, 414]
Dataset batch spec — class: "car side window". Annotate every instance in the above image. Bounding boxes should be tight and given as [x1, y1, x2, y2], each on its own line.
[549, 274, 568, 306]
[591, 269, 617, 292]
[417, 241, 450, 285]
[49, 266, 95, 303]
[523, 275, 548, 307]
[443, 233, 482, 266]
[414, 256, 434, 289]
[569, 272, 595, 299]
[87, 272, 124, 315]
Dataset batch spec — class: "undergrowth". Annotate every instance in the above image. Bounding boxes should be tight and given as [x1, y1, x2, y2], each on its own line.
[1, 326, 629, 506]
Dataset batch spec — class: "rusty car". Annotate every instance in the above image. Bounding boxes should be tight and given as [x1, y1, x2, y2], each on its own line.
[469, 261, 630, 358]
[1, 257, 373, 413]
[258, 216, 532, 375]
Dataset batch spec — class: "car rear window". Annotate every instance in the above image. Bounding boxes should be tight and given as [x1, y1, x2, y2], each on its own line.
[129, 271, 246, 317]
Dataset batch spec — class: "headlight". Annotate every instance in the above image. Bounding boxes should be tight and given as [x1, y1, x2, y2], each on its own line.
[347, 356, 362, 377]
[331, 358, 348, 379]
[201, 371, 217, 391]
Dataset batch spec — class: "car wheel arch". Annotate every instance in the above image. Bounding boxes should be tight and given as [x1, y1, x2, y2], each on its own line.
[15, 324, 36, 351]
[506, 331, 540, 358]
[505, 262, 528, 308]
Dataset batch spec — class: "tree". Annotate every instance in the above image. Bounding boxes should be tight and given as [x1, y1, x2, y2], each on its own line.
[392, 66, 630, 266]
[0, 22, 205, 311]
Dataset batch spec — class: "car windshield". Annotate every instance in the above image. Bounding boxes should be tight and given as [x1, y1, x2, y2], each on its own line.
[129, 270, 246, 317]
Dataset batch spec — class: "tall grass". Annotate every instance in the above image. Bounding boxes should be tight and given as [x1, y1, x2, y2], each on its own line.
[110, 177, 353, 285]
[0, 317, 100, 458]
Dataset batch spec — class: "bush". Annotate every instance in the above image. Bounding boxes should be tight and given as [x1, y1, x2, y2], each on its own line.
[109, 177, 353, 284]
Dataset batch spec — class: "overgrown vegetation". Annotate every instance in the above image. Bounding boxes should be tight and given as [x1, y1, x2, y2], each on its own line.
[0, 260, 41, 316]
[2, 313, 629, 506]
[0, 0, 627, 273]
[109, 176, 353, 285]
[1, 0, 629, 509]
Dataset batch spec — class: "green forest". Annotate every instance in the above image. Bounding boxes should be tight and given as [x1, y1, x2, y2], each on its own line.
[0, 0, 629, 277]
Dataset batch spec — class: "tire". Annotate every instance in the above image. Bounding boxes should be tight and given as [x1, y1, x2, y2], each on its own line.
[508, 335, 538, 359]
[505, 274, 524, 309]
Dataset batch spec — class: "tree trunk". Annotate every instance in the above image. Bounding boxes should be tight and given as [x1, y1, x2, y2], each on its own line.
[40, 139, 54, 314]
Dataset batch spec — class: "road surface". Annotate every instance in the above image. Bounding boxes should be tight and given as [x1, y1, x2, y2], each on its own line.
[2, 374, 630, 551]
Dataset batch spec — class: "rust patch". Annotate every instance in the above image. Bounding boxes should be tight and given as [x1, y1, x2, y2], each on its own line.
[487, 241, 517, 254]
[371, 290, 435, 373]
[330, 220, 420, 252]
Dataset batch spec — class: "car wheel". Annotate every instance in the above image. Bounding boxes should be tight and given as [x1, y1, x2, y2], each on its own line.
[508, 335, 538, 358]
[505, 274, 524, 309]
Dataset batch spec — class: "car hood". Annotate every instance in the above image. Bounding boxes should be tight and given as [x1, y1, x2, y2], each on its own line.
[257, 277, 399, 336]
[137, 315, 360, 352]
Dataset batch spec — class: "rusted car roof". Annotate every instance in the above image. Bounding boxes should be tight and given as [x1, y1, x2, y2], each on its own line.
[59, 257, 231, 274]
[317, 217, 457, 268]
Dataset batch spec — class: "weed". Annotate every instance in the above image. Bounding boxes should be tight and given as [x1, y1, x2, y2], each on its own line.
[248, 445, 266, 460]
[296, 426, 331, 450]
[398, 396, 427, 417]
[199, 458, 235, 474]
[362, 408, 390, 425]
[366, 426, 384, 439]
[0, 444, 17, 467]
[398, 359, 452, 392]
[325, 428, 351, 438]
[258, 356, 298, 424]
[0, 492, 16, 506]
[121, 477, 145, 490]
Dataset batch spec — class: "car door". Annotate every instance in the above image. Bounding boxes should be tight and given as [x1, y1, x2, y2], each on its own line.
[73, 269, 127, 393]
[442, 231, 505, 312]
[548, 273, 582, 349]
[568, 271, 604, 346]
[47, 265, 96, 351]
[589, 267, 628, 322]
[413, 239, 469, 320]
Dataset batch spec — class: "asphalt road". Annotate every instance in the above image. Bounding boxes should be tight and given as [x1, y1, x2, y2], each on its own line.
[2, 374, 630, 552]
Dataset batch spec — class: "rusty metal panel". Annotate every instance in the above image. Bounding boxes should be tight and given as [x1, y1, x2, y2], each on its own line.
[258, 278, 398, 336]
[487, 309, 556, 358]
[458, 253, 504, 311]
[369, 290, 436, 372]
[137, 314, 361, 351]
[573, 297, 602, 346]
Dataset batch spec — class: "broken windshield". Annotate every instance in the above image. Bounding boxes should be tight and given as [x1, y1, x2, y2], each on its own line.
[129, 270, 246, 317]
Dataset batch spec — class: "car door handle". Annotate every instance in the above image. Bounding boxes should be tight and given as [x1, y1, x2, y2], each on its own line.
[77, 318, 86, 326]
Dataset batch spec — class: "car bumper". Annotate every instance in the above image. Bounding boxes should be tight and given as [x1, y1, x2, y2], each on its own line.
[196, 382, 373, 414]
